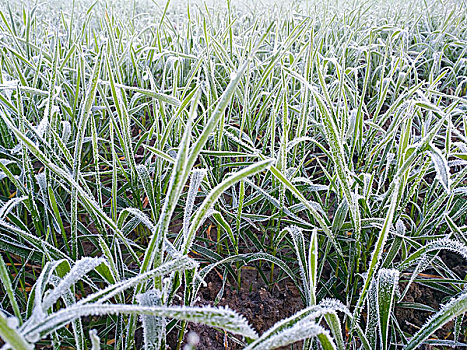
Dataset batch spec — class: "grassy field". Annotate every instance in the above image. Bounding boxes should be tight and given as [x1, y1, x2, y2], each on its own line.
[0, 0, 466, 349]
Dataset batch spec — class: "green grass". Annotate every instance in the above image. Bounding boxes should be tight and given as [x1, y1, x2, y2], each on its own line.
[0, 0, 466, 349]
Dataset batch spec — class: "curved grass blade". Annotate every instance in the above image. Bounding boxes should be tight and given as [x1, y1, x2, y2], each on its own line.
[78, 256, 197, 305]
[428, 143, 451, 193]
[244, 299, 351, 350]
[404, 291, 467, 350]
[397, 238, 467, 271]
[245, 321, 336, 350]
[140, 89, 201, 275]
[282, 67, 361, 241]
[24, 304, 258, 341]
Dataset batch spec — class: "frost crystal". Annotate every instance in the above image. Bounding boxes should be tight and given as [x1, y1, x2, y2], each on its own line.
[6, 316, 19, 329]
[187, 331, 200, 345]
[90, 329, 101, 350]
[79, 256, 197, 305]
[25, 332, 40, 343]
[184, 331, 200, 350]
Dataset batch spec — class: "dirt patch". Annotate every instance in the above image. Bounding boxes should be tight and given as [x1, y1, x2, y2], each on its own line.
[395, 251, 467, 349]
[167, 267, 304, 349]
[168, 247, 466, 349]
[440, 251, 467, 279]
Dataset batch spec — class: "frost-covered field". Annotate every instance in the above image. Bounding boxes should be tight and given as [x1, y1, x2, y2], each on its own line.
[0, 0, 466, 349]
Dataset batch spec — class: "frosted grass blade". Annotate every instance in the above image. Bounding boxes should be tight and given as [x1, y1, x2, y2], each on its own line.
[404, 291, 467, 350]
[24, 305, 258, 341]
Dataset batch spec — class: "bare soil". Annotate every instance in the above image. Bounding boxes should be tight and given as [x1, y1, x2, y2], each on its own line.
[167, 268, 304, 349]
[168, 251, 466, 349]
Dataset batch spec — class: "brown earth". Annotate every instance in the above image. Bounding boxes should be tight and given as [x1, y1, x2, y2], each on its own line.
[167, 267, 304, 349]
